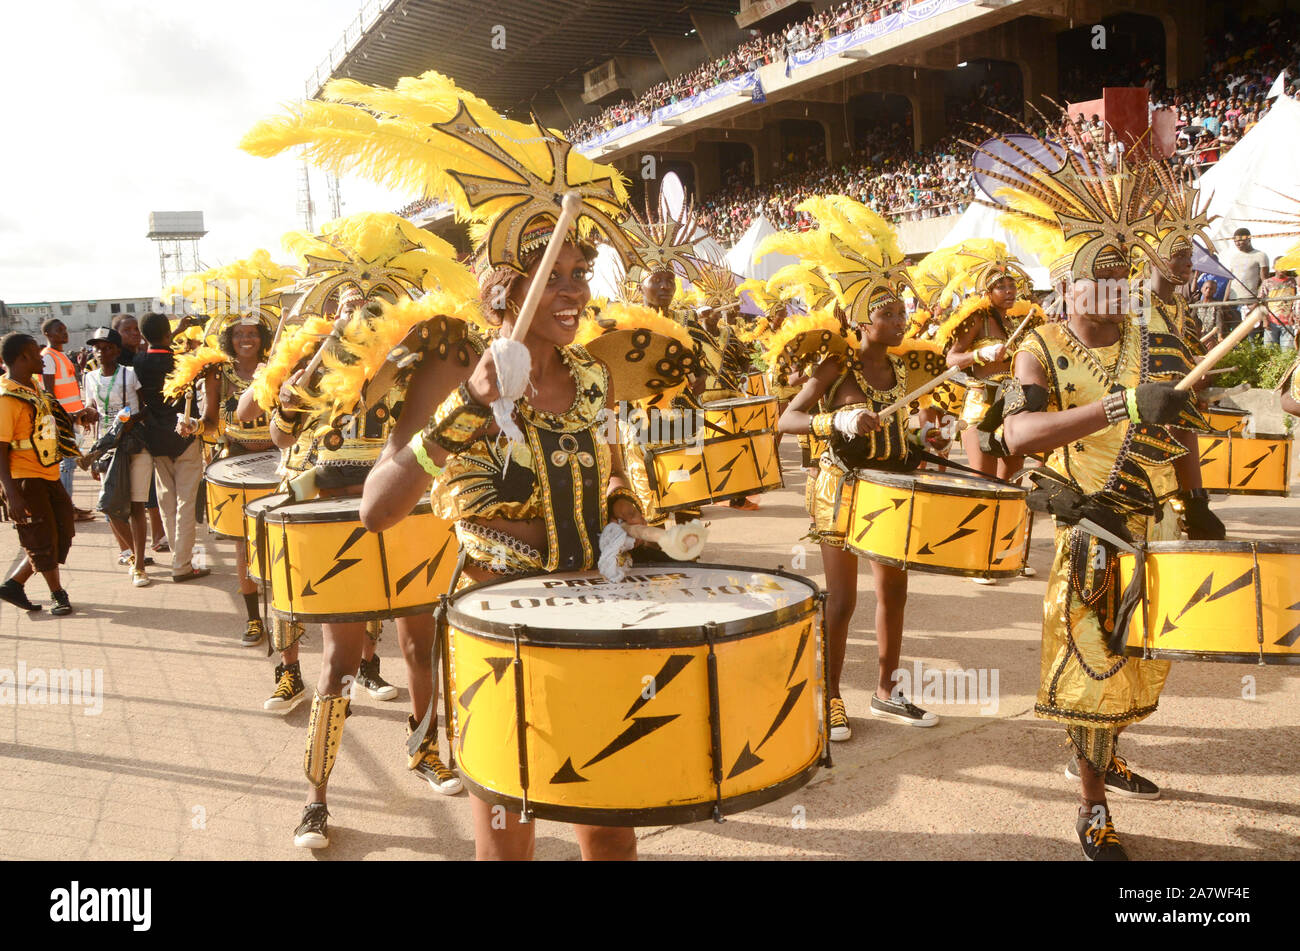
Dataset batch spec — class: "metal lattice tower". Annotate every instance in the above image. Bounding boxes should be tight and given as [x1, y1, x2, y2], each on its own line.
[147, 212, 207, 293]
[327, 174, 343, 221]
[297, 161, 316, 233]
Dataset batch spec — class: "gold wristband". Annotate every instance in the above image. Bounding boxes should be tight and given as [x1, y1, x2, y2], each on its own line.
[408, 432, 443, 478]
[271, 410, 298, 435]
[424, 382, 493, 453]
[811, 413, 836, 439]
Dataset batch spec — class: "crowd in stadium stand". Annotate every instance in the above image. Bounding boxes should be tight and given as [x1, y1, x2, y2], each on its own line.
[396, 12, 1300, 244]
[565, 0, 915, 145]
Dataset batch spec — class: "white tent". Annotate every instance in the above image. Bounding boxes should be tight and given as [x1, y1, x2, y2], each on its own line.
[1198, 93, 1300, 265]
[722, 214, 798, 280]
[933, 201, 1052, 288]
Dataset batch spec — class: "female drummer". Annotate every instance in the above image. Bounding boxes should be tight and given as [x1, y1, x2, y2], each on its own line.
[363, 231, 647, 861]
[944, 259, 1028, 481]
[184, 316, 273, 647]
[780, 295, 938, 741]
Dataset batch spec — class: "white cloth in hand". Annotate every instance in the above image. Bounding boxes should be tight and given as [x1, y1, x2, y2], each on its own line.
[833, 407, 872, 439]
[488, 337, 531, 446]
[975, 343, 1004, 364]
[598, 521, 635, 582]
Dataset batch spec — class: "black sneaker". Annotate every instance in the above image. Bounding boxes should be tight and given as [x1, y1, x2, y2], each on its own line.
[242, 619, 266, 648]
[1077, 806, 1129, 861]
[353, 655, 397, 701]
[50, 590, 72, 616]
[293, 803, 329, 849]
[870, 693, 939, 727]
[0, 579, 41, 612]
[407, 717, 463, 795]
[1065, 755, 1161, 800]
[263, 662, 306, 712]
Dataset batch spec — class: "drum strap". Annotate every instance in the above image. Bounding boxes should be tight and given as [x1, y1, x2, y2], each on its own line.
[406, 549, 467, 761]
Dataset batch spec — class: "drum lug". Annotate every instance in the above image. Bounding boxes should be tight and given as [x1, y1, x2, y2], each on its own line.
[702, 621, 726, 824]
[510, 624, 533, 824]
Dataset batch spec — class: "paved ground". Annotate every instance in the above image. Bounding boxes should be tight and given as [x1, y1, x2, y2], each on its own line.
[2, 443, 1297, 861]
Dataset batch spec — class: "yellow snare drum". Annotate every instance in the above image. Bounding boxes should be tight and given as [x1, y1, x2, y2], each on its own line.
[261, 495, 456, 622]
[204, 450, 280, 539]
[1120, 541, 1300, 665]
[1204, 406, 1249, 434]
[244, 492, 290, 583]
[743, 371, 769, 397]
[844, 470, 1028, 577]
[447, 563, 827, 824]
[643, 431, 783, 511]
[1197, 433, 1292, 497]
[700, 395, 779, 438]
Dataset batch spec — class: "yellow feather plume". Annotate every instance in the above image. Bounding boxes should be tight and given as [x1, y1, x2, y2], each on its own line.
[250, 316, 334, 412]
[162, 346, 231, 402]
[763, 307, 856, 374]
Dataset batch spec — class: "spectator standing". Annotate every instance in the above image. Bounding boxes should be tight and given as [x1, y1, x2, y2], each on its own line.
[112, 311, 168, 551]
[81, 327, 153, 580]
[132, 313, 209, 582]
[1262, 265, 1297, 349]
[39, 318, 95, 520]
[0, 333, 77, 615]
[1223, 228, 1272, 338]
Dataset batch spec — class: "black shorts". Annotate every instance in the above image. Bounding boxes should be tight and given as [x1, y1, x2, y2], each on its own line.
[12, 477, 75, 572]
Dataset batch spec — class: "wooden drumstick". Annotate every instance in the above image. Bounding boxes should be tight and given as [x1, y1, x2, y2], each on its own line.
[1175, 308, 1267, 392]
[300, 315, 351, 384]
[876, 365, 965, 421]
[510, 191, 584, 343]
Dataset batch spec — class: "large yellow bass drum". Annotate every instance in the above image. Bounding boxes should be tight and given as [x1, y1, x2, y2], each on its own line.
[261, 495, 457, 622]
[244, 492, 291, 583]
[1120, 541, 1300, 664]
[1197, 433, 1292, 496]
[642, 431, 783, 511]
[700, 395, 779, 438]
[204, 450, 280, 539]
[844, 470, 1028, 577]
[446, 563, 828, 825]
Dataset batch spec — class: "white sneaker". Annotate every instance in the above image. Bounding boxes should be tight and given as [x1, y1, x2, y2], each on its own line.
[132, 569, 151, 588]
[972, 576, 997, 586]
[828, 697, 852, 741]
[1021, 565, 1038, 578]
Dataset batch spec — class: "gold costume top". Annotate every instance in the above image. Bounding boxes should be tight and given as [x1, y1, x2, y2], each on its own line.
[1018, 322, 1192, 513]
[819, 356, 912, 471]
[282, 382, 407, 481]
[215, 363, 271, 452]
[434, 344, 612, 573]
[805, 356, 914, 549]
[1149, 293, 1204, 360]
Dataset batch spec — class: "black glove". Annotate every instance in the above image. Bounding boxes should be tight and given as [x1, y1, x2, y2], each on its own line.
[1133, 382, 1192, 425]
[1182, 493, 1226, 540]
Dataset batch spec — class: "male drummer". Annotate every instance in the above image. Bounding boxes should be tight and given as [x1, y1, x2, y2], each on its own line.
[241, 295, 461, 851]
[992, 150, 1214, 858]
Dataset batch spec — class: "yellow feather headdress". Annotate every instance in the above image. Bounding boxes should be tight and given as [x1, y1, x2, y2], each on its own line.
[242, 70, 634, 274]
[787, 195, 916, 323]
[162, 249, 296, 350]
[762, 306, 857, 376]
[250, 316, 335, 412]
[949, 239, 1033, 294]
[281, 212, 477, 320]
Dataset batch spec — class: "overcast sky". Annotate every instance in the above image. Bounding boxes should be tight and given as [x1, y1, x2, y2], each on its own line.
[1, 0, 407, 304]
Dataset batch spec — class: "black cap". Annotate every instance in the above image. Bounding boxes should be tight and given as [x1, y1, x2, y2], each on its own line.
[87, 327, 123, 347]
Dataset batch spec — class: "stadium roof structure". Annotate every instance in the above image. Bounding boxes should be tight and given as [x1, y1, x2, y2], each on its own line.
[311, 0, 743, 114]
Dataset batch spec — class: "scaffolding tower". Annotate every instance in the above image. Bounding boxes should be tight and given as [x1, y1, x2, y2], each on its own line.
[147, 211, 207, 294]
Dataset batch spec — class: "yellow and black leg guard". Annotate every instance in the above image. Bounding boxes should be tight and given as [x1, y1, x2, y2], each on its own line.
[304, 692, 350, 789]
[365, 619, 382, 643]
[271, 618, 306, 654]
[406, 713, 438, 769]
[1066, 725, 1115, 778]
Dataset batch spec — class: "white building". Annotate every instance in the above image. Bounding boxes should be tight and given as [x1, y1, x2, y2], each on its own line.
[2, 296, 162, 348]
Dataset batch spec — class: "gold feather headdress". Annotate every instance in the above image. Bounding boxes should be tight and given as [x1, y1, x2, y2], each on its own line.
[622, 192, 713, 287]
[242, 70, 635, 275]
[963, 107, 1167, 280]
[950, 239, 1033, 294]
[786, 195, 917, 323]
[1134, 156, 1217, 269]
[683, 260, 740, 311]
[162, 249, 296, 344]
[281, 212, 477, 320]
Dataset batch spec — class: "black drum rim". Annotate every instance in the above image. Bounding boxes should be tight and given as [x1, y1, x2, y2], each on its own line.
[1123, 646, 1298, 665]
[261, 497, 435, 524]
[841, 543, 1024, 578]
[456, 754, 822, 827]
[1122, 540, 1300, 555]
[852, 468, 1026, 500]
